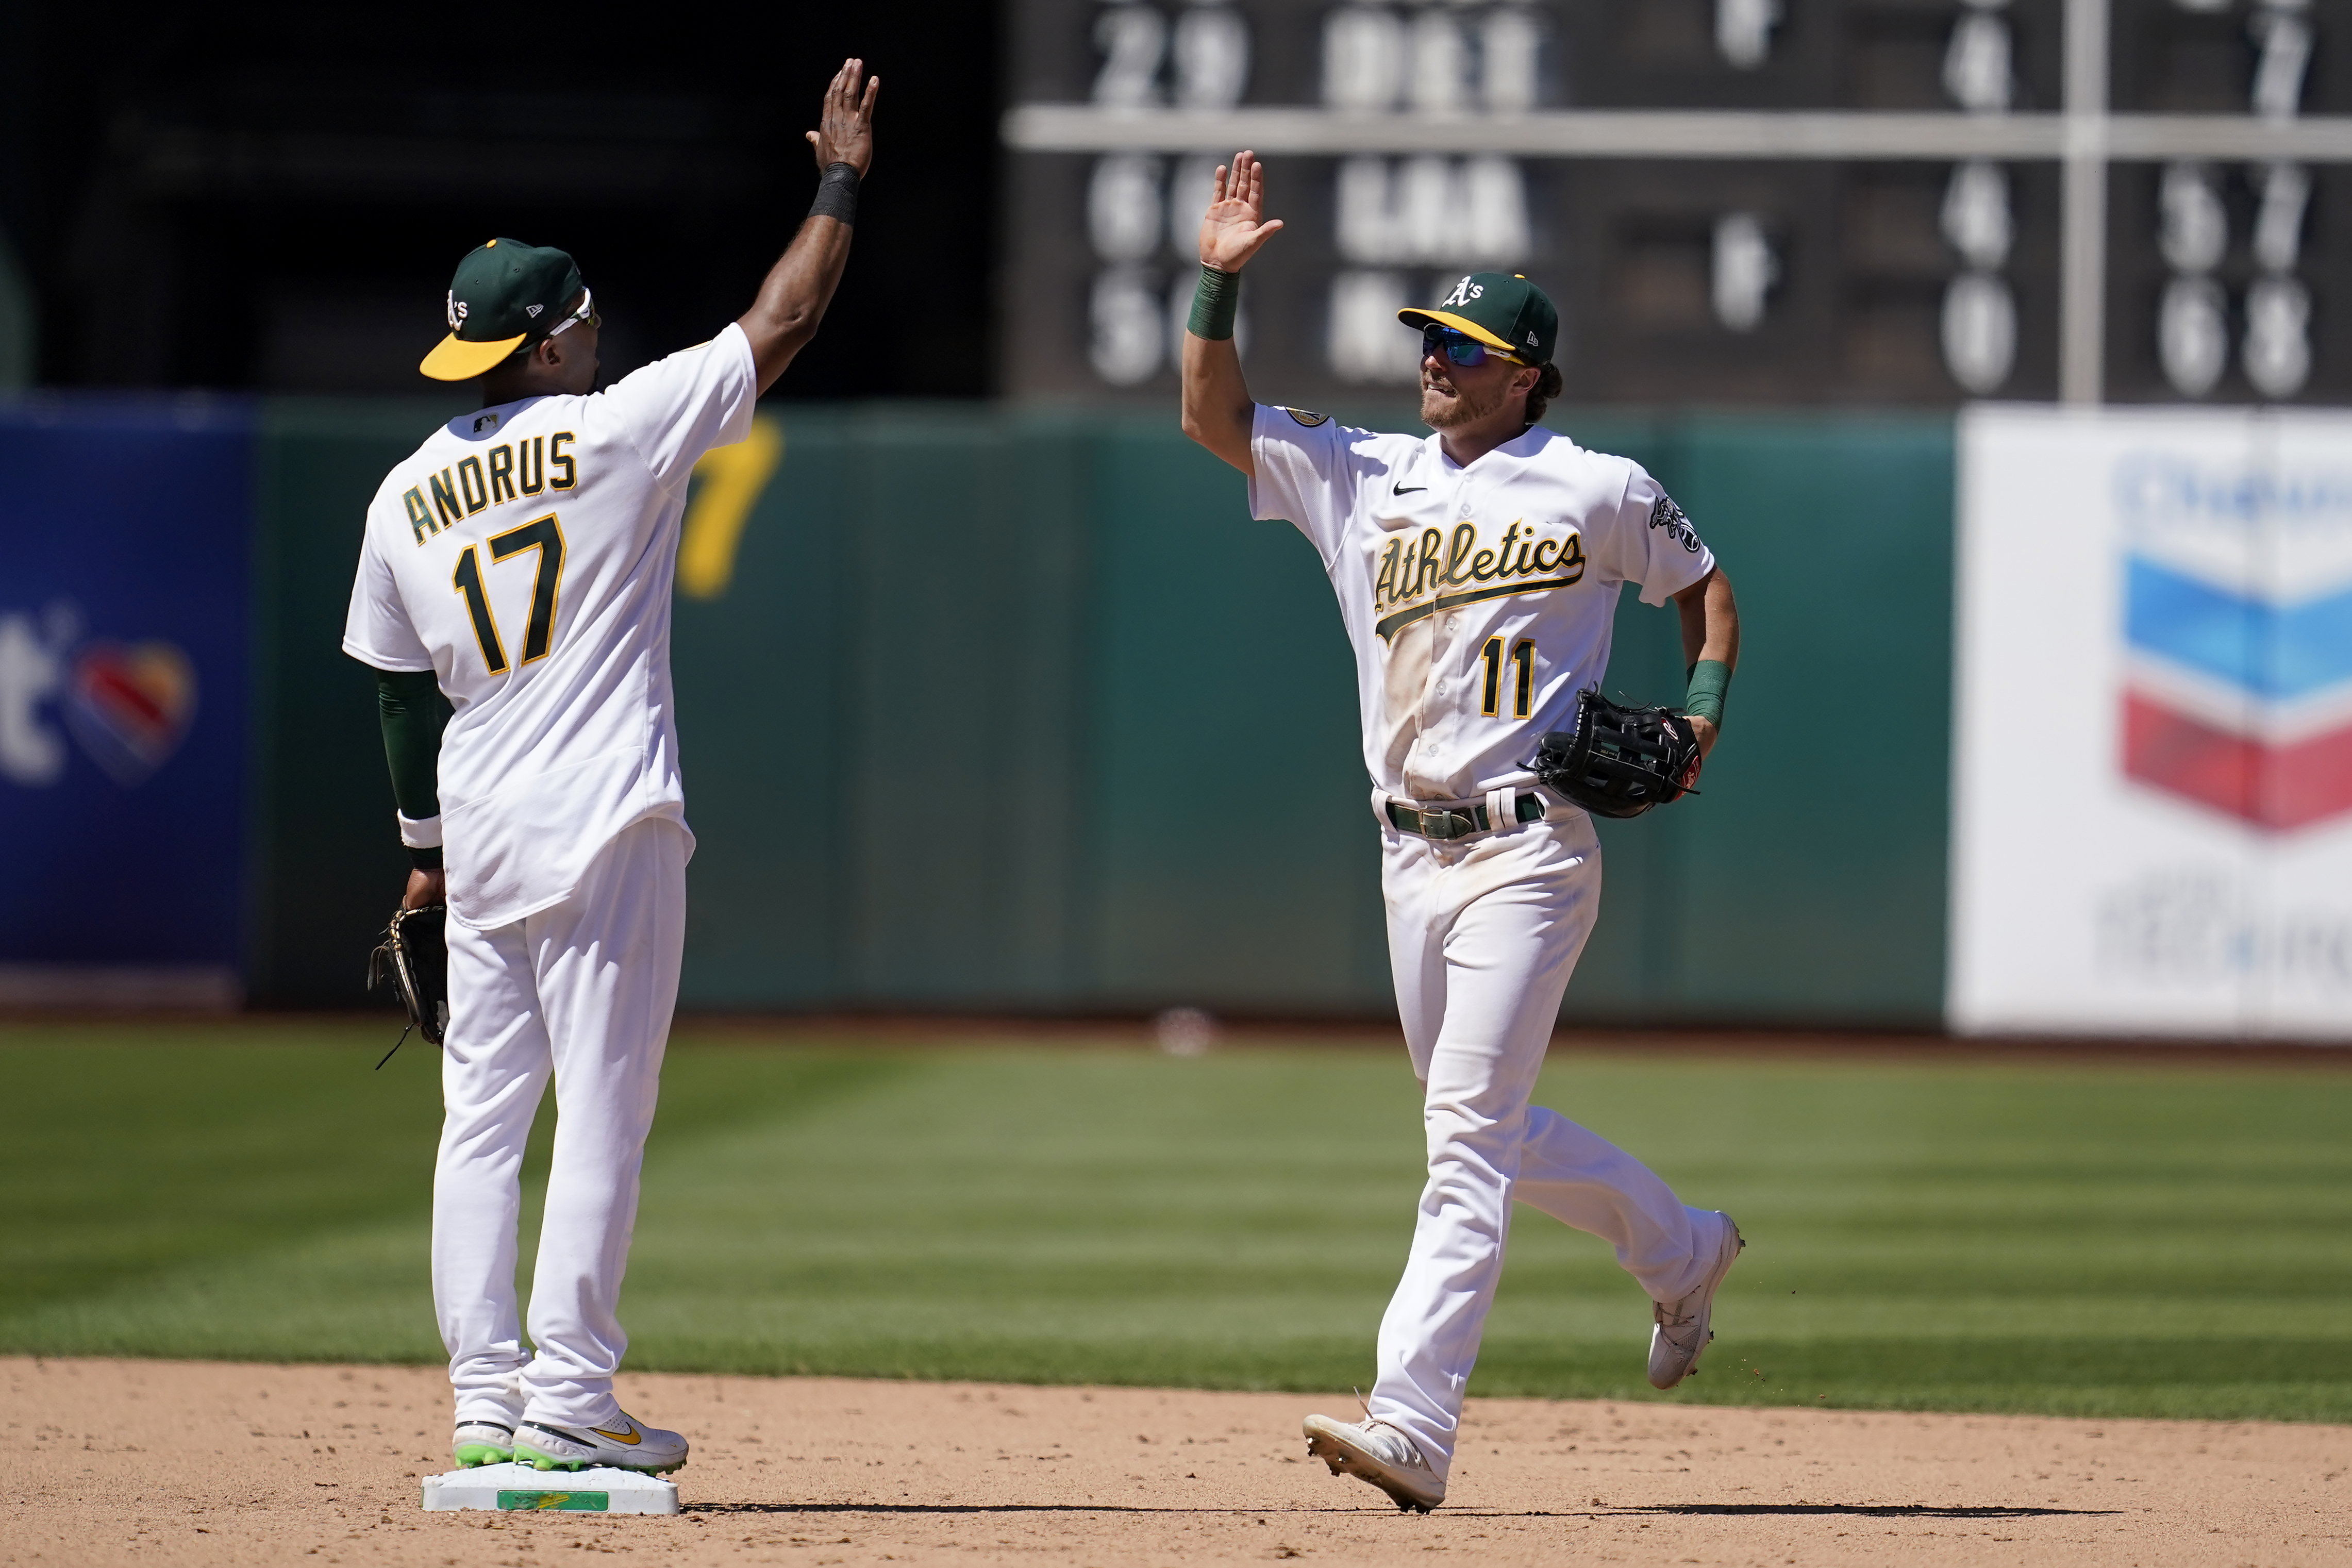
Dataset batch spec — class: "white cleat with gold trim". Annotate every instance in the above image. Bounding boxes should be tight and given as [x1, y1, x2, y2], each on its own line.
[513, 1411, 689, 1475]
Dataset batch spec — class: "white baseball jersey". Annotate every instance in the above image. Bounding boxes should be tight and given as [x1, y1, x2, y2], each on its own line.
[1248, 405, 1716, 805]
[343, 322, 757, 929]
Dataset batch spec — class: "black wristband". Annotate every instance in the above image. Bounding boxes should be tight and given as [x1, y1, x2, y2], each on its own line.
[407, 845, 444, 871]
[810, 162, 859, 226]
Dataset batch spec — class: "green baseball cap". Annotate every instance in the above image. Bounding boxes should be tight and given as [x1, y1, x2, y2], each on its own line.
[1398, 272, 1558, 365]
[420, 238, 586, 381]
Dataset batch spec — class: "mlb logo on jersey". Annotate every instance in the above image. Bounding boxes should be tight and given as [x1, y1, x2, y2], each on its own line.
[2115, 454, 2352, 830]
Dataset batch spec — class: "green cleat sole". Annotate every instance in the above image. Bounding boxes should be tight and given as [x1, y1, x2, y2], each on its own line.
[452, 1444, 512, 1469]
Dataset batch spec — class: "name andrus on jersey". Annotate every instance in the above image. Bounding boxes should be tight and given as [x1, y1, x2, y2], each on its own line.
[402, 433, 580, 544]
[1372, 518, 1587, 641]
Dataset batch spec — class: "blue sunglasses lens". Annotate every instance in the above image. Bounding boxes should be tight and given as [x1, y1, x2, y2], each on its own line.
[1424, 329, 1495, 367]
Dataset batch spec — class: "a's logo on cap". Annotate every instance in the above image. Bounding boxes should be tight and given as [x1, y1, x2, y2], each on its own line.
[1440, 276, 1483, 308]
[447, 291, 468, 330]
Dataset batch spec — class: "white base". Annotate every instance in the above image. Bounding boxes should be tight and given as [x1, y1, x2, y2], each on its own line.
[421, 1461, 680, 1514]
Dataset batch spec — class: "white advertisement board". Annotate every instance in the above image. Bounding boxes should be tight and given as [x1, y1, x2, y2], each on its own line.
[1950, 405, 2352, 1038]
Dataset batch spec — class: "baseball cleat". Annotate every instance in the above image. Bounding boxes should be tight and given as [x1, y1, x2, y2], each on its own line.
[1648, 1211, 1745, 1389]
[1303, 1413, 1446, 1513]
[512, 1411, 689, 1475]
[451, 1420, 515, 1467]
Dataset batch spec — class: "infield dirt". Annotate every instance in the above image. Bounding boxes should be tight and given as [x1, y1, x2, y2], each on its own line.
[6, 1358, 2345, 1567]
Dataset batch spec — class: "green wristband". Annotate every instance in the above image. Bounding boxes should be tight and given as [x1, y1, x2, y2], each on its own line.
[1188, 265, 1239, 341]
[1683, 658, 1732, 727]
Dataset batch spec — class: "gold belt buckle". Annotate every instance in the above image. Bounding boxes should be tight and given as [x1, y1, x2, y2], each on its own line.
[1395, 799, 1477, 839]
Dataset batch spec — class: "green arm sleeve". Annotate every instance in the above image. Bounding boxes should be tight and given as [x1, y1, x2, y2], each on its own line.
[376, 669, 451, 869]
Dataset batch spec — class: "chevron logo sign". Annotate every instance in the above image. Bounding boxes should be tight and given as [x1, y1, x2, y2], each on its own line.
[2117, 457, 2352, 832]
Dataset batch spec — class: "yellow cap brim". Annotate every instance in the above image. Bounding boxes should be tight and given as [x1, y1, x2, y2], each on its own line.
[1396, 309, 1523, 358]
[420, 331, 528, 381]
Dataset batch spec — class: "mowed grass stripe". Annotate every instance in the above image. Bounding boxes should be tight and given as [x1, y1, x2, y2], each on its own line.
[1, 1024, 2346, 1422]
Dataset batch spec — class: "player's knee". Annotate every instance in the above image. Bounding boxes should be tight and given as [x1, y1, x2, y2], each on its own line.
[1422, 1099, 1517, 1162]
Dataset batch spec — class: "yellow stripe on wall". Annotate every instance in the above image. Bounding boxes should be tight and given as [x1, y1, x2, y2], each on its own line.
[679, 415, 783, 599]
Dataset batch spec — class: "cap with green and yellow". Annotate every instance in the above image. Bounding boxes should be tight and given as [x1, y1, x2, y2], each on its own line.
[1398, 272, 1558, 365]
[420, 238, 585, 381]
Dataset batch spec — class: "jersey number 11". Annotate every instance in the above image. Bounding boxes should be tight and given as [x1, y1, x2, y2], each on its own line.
[1480, 637, 1534, 719]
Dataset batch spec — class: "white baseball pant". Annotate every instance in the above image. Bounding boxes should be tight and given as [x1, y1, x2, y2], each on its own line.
[433, 816, 689, 1430]
[1364, 804, 1723, 1483]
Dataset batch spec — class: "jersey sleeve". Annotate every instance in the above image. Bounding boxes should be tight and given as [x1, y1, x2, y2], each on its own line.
[1608, 464, 1718, 607]
[341, 521, 435, 673]
[596, 320, 760, 489]
[1246, 405, 1365, 565]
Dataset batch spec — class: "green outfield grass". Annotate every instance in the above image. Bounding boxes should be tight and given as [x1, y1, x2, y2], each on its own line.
[3, 1021, 2348, 1423]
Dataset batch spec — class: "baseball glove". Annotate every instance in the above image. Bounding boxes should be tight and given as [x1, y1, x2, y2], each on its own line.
[368, 904, 448, 1067]
[1527, 688, 1702, 820]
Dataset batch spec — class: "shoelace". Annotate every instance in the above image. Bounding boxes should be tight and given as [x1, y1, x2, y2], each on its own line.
[1346, 1390, 1423, 1468]
[1656, 1289, 1705, 1326]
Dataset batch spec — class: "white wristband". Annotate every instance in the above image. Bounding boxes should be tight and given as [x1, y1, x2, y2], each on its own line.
[397, 811, 443, 849]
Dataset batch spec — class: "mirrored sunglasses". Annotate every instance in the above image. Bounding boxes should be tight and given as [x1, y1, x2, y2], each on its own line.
[1422, 326, 1522, 369]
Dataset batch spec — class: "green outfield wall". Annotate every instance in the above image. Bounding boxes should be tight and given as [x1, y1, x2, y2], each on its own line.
[245, 403, 1953, 1025]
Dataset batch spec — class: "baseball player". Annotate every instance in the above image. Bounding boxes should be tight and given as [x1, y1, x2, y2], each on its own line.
[1177, 152, 1745, 1513]
[341, 61, 879, 1476]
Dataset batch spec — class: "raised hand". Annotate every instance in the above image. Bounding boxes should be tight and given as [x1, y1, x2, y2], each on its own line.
[1197, 150, 1285, 272]
[807, 58, 880, 176]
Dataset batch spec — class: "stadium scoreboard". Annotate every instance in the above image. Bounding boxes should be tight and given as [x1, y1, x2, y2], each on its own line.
[1000, 0, 2351, 407]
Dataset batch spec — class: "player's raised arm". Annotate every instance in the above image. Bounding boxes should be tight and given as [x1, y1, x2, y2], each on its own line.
[736, 58, 880, 394]
[1179, 151, 1285, 476]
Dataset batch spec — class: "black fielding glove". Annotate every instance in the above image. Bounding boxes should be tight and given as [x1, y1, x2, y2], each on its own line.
[1526, 688, 1703, 820]
[368, 905, 449, 1066]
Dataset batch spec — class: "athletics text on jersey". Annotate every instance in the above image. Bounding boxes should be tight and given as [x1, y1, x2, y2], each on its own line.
[343, 324, 757, 927]
[1248, 406, 1715, 804]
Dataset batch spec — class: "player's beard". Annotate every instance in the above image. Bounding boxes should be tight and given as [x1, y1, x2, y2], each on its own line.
[1420, 371, 1513, 430]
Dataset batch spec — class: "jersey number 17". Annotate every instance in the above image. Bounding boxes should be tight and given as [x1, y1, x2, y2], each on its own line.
[453, 513, 568, 675]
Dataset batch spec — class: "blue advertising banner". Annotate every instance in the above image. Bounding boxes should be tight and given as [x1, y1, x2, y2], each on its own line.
[0, 397, 255, 1002]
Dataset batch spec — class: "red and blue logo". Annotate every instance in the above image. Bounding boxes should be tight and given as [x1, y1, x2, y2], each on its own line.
[0, 608, 200, 791]
[2118, 458, 2352, 831]
[65, 640, 200, 787]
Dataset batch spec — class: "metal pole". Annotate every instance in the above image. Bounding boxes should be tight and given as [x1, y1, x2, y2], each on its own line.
[2060, 0, 2111, 405]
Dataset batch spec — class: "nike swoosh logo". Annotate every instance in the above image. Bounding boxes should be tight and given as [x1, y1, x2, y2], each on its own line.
[1394, 484, 1427, 494]
[591, 1422, 642, 1445]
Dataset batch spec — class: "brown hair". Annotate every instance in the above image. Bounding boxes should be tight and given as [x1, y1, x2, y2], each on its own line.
[1523, 361, 1565, 427]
